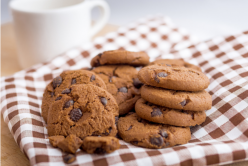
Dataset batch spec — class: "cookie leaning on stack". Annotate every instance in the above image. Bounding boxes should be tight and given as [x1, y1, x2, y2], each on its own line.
[91, 50, 150, 115]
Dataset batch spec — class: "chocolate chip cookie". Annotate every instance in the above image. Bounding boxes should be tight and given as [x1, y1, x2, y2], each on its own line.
[92, 65, 141, 115]
[149, 59, 202, 72]
[118, 113, 191, 149]
[47, 84, 119, 139]
[90, 50, 150, 67]
[42, 70, 106, 123]
[138, 65, 210, 91]
[135, 98, 206, 126]
[141, 85, 212, 111]
[81, 136, 120, 154]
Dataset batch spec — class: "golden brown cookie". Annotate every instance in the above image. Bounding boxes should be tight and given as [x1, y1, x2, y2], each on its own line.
[141, 85, 212, 111]
[135, 98, 206, 126]
[47, 84, 119, 139]
[149, 59, 202, 72]
[92, 65, 142, 115]
[81, 136, 120, 154]
[90, 50, 150, 67]
[41, 70, 106, 123]
[138, 65, 209, 91]
[118, 113, 191, 149]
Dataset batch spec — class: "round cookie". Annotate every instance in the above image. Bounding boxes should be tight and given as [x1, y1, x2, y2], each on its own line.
[149, 59, 202, 72]
[90, 50, 150, 67]
[41, 70, 106, 123]
[47, 84, 119, 139]
[118, 113, 191, 149]
[81, 136, 120, 154]
[138, 65, 209, 91]
[93, 65, 142, 115]
[141, 85, 212, 111]
[135, 98, 206, 127]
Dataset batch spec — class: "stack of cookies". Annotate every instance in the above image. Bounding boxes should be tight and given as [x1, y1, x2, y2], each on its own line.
[117, 59, 212, 149]
[41, 50, 212, 163]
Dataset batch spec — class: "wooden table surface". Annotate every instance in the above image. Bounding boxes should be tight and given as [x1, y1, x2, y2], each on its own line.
[1, 23, 247, 166]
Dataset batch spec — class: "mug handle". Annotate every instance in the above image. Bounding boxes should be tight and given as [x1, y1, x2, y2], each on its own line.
[86, 0, 110, 37]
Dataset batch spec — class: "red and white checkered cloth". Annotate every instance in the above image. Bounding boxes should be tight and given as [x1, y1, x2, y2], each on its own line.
[1, 15, 248, 166]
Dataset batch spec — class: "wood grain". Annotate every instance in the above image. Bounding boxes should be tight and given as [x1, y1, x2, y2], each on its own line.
[1, 23, 247, 166]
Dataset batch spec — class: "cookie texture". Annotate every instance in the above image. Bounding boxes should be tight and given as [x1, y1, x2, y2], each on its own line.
[138, 65, 209, 91]
[93, 65, 141, 115]
[81, 136, 120, 154]
[42, 70, 106, 123]
[149, 59, 202, 72]
[49, 136, 65, 148]
[57, 135, 83, 154]
[141, 85, 212, 111]
[135, 98, 206, 126]
[90, 50, 150, 67]
[118, 113, 191, 149]
[47, 84, 119, 139]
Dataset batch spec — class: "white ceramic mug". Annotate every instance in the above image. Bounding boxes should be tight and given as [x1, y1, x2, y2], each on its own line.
[10, 0, 110, 69]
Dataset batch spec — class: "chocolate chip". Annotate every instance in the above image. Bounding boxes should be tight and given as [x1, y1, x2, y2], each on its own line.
[63, 154, 76, 164]
[50, 92, 54, 97]
[180, 110, 188, 114]
[100, 97, 107, 106]
[133, 78, 143, 89]
[91, 132, 100, 136]
[98, 53, 102, 57]
[96, 60, 101, 67]
[71, 78, 76, 85]
[137, 117, 146, 123]
[146, 102, 153, 106]
[53, 76, 62, 88]
[159, 130, 168, 138]
[104, 127, 112, 136]
[154, 75, 160, 83]
[55, 96, 62, 101]
[150, 136, 163, 146]
[127, 125, 133, 131]
[94, 147, 106, 154]
[90, 75, 95, 82]
[118, 87, 128, 93]
[130, 140, 139, 144]
[166, 64, 171, 67]
[64, 100, 74, 108]
[151, 108, 162, 117]
[171, 90, 178, 95]
[115, 117, 119, 125]
[70, 108, 82, 122]
[157, 72, 168, 77]
[109, 76, 116, 83]
[61, 88, 71, 94]
[127, 112, 135, 116]
[180, 100, 189, 107]
[191, 113, 194, 120]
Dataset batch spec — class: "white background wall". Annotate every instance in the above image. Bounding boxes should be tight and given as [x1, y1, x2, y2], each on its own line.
[2, 0, 248, 40]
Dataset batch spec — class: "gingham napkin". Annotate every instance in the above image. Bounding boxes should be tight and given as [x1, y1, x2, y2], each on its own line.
[1, 15, 248, 166]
